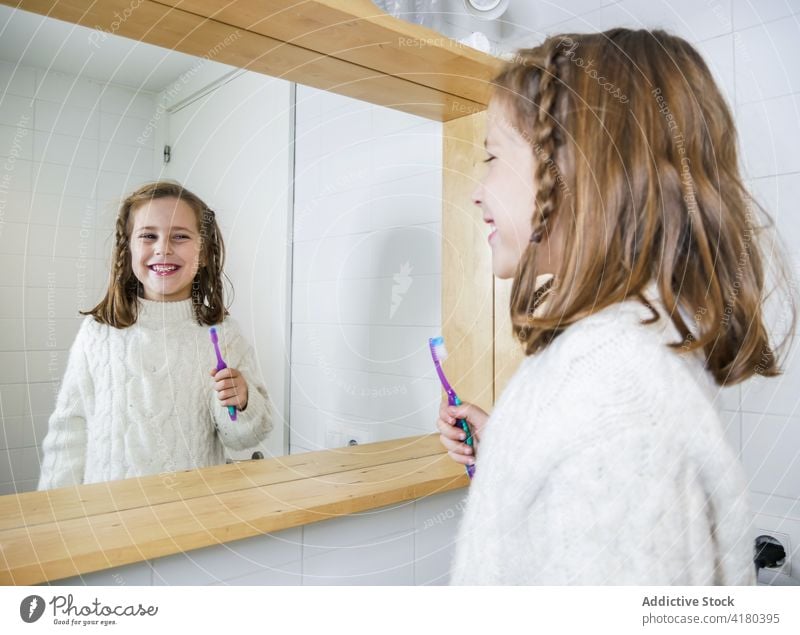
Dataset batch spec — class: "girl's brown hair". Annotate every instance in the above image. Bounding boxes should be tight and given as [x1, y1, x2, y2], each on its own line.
[494, 28, 795, 385]
[83, 181, 229, 327]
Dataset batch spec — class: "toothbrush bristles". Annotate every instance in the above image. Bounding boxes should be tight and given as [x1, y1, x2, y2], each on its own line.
[429, 336, 448, 362]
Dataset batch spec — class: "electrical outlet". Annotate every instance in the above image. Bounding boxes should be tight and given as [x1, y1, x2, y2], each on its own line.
[340, 425, 372, 447]
[753, 511, 800, 583]
[325, 423, 373, 449]
[754, 530, 791, 578]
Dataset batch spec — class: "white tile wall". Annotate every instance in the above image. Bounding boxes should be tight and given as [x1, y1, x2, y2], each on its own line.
[734, 15, 800, 103]
[732, 0, 800, 31]
[413, 488, 467, 585]
[0, 61, 36, 98]
[742, 412, 800, 500]
[0, 123, 33, 159]
[0, 63, 159, 494]
[53, 561, 154, 586]
[738, 94, 800, 178]
[151, 529, 303, 585]
[725, 3, 800, 579]
[290, 85, 443, 453]
[33, 101, 99, 139]
[0, 94, 35, 127]
[303, 502, 415, 585]
[694, 35, 736, 108]
[521, 0, 733, 42]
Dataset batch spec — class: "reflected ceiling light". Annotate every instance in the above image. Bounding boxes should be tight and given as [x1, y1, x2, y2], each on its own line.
[463, 0, 510, 21]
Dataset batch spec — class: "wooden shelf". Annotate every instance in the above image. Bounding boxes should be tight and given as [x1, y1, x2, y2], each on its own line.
[0, 434, 468, 585]
[9, 0, 503, 120]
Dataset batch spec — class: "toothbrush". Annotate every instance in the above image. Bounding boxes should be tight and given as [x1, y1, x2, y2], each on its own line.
[210, 327, 237, 422]
[429, 336, 475, 479]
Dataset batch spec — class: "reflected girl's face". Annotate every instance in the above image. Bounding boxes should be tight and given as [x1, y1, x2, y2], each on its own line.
[128, 197, 202, 302]
[471, 99, 561, 279]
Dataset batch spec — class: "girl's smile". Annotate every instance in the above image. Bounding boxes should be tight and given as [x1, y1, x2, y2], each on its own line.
[148, 263, 180, 276]
[485, 215, 498, 245]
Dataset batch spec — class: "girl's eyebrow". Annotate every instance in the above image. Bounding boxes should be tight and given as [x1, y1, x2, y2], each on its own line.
[136, 226, 196, 233]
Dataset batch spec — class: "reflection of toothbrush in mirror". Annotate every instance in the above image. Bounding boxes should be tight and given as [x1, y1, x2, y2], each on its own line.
[210, 327, 237, 421]
[429, 336, 475, 479]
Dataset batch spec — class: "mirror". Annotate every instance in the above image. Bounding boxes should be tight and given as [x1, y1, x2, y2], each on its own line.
[0, 7, 444, 493]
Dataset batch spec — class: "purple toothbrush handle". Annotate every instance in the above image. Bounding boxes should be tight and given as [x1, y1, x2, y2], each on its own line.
[212, 337, 237, 422]
[450, 394, 475, 479]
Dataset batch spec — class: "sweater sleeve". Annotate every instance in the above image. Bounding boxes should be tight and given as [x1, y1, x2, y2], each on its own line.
[208, 318, 273, 451]
[37, 318, 93, 490]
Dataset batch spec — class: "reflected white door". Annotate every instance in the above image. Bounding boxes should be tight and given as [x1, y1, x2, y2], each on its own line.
[163, 69, 293, 459]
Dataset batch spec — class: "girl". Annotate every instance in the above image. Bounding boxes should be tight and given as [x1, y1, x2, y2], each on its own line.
[38, 182, 272, 489]
[438, 29, 795, 584]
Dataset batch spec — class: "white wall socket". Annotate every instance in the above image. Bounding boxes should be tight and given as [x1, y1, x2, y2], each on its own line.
[753, 511, 799, 584]
[754, 529, 792, 579]
[326, 423, 373, 449]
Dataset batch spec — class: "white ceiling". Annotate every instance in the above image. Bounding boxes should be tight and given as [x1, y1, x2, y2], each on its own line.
[0, 5, 202, 92]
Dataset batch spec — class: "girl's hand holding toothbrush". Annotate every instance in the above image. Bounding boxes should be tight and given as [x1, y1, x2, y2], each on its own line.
[437, 399, 489, 467]
[209, 367, 249, 411]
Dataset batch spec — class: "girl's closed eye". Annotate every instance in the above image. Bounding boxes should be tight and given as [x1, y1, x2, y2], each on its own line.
[483, 155, 496, 163]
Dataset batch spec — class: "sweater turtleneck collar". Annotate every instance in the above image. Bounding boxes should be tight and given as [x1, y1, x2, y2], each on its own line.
[137, 297, 195, 325]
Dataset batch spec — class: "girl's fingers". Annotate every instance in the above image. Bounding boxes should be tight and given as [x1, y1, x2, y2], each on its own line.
[439, 435, 462, 453]
[212, 368, 241, 382]
[438, 399, 480, 467]
[436, 418, 466, 440]
[448, 450, 476, 466]
[215, 377, 247, 391]
[439, 403, 452, 421]
[439, 433, 473, 455]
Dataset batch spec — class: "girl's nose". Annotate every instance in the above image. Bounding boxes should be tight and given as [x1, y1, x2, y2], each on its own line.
[471, 181, 483, 207]
[155, 240, 173, 256]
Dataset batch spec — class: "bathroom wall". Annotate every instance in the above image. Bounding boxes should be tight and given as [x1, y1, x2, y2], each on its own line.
[0, 61, 158, 494]
[724, 0, 800, 583]
[289, 86, 443, 452]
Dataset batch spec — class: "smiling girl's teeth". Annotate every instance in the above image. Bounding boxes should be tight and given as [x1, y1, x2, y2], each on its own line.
[150, 265, 177, 272]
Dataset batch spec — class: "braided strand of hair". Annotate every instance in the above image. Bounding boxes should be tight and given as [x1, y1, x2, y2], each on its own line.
[529, 43, 566, 244]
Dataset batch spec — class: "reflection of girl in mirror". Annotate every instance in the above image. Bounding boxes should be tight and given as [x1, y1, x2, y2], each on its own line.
[38, 182, 272, 490]
[437, 29, 796, 584]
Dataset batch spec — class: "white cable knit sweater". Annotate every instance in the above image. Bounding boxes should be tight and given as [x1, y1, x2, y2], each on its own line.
[38, 298, 272, 489]
[450, 294, 755, 585]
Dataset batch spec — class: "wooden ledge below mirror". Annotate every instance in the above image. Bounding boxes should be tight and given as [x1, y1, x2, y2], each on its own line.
[0, 434, 468, 585]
